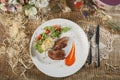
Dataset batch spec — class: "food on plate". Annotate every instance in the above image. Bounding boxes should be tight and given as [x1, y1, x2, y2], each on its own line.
[53, 37, 69, 50]
[48, 37, 69, 60]
[48, 50, 65, 60]
[34, 25, 71, 55]
[36, 34, 42, 41]
[42, 37, 55, 51]
[43, 25, 71, 38]
[65, 42, 76, 66]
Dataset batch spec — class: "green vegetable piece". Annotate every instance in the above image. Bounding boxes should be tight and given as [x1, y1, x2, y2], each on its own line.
[55, 31, 61, 37]
[50, 32, 56, 38]
[38, 40, 43, 45]
[50, 31, 61, 38]
[36, 44, 43, 53]
[44, 26, 54, 31]
[33, 42, 37, 49]
[62, 27, 71, 32]
[41, 33, 47, 40]
[44, 26, 50, 30]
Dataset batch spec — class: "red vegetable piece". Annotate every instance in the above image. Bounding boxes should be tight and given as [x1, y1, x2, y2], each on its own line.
[36, 34, 42, 40]
[44, 29, 50, 34]
[53, 25, 61, 31]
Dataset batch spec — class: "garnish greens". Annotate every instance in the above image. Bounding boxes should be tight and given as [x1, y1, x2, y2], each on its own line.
[34, 25, 71, 53]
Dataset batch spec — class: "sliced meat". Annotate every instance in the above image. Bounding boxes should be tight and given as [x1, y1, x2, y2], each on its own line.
[48, 50, 65, 60]
[53, 37, 69, 50]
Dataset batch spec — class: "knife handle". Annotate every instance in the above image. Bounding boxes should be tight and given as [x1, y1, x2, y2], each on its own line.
[96, 45, 100, 67]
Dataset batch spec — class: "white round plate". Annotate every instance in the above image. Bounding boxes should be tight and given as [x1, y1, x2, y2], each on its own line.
[30, 18, 89, 78]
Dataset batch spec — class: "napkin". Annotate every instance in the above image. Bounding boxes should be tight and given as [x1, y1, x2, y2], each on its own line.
[90, 27, 115, 63]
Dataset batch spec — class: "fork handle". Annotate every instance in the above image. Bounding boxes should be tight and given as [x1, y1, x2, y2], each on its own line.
[88, 42, 92, 65]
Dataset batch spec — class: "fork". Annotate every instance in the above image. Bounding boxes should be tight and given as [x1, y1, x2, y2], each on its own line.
[87, 26, 94, 65]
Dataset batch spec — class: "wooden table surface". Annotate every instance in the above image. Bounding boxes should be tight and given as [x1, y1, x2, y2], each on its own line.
[0, 3, 120, 80]
[0, 36, 120, 80]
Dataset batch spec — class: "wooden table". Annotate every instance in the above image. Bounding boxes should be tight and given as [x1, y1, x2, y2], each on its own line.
[0, 37, 120, 80]
[0, 6, 120, 80]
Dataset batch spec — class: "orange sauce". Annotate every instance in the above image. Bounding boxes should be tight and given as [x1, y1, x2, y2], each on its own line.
[65, 42, 76, 66]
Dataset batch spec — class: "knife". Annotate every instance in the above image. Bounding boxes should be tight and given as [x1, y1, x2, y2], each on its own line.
[96, 25, 100, 67]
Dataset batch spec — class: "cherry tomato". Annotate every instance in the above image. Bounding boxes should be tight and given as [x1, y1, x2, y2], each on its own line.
[36, 34, 42, 40]
[44, 29, 50, 34]
[53, 25, 61, 31]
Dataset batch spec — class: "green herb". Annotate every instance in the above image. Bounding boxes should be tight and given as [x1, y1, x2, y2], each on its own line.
[41, 33, 47, 40]
[44, 26, 54, 31]
[33, 42, 37, 49]
[50, 31, 60, 38]
[34, 25, 71, 54]
[38, 40, 43, 45]
[36, 44, 43, 53]
[62, 27, 71, 32]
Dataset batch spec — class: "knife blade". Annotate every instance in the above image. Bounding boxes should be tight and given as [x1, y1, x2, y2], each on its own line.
[96, 25, 100, 67]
